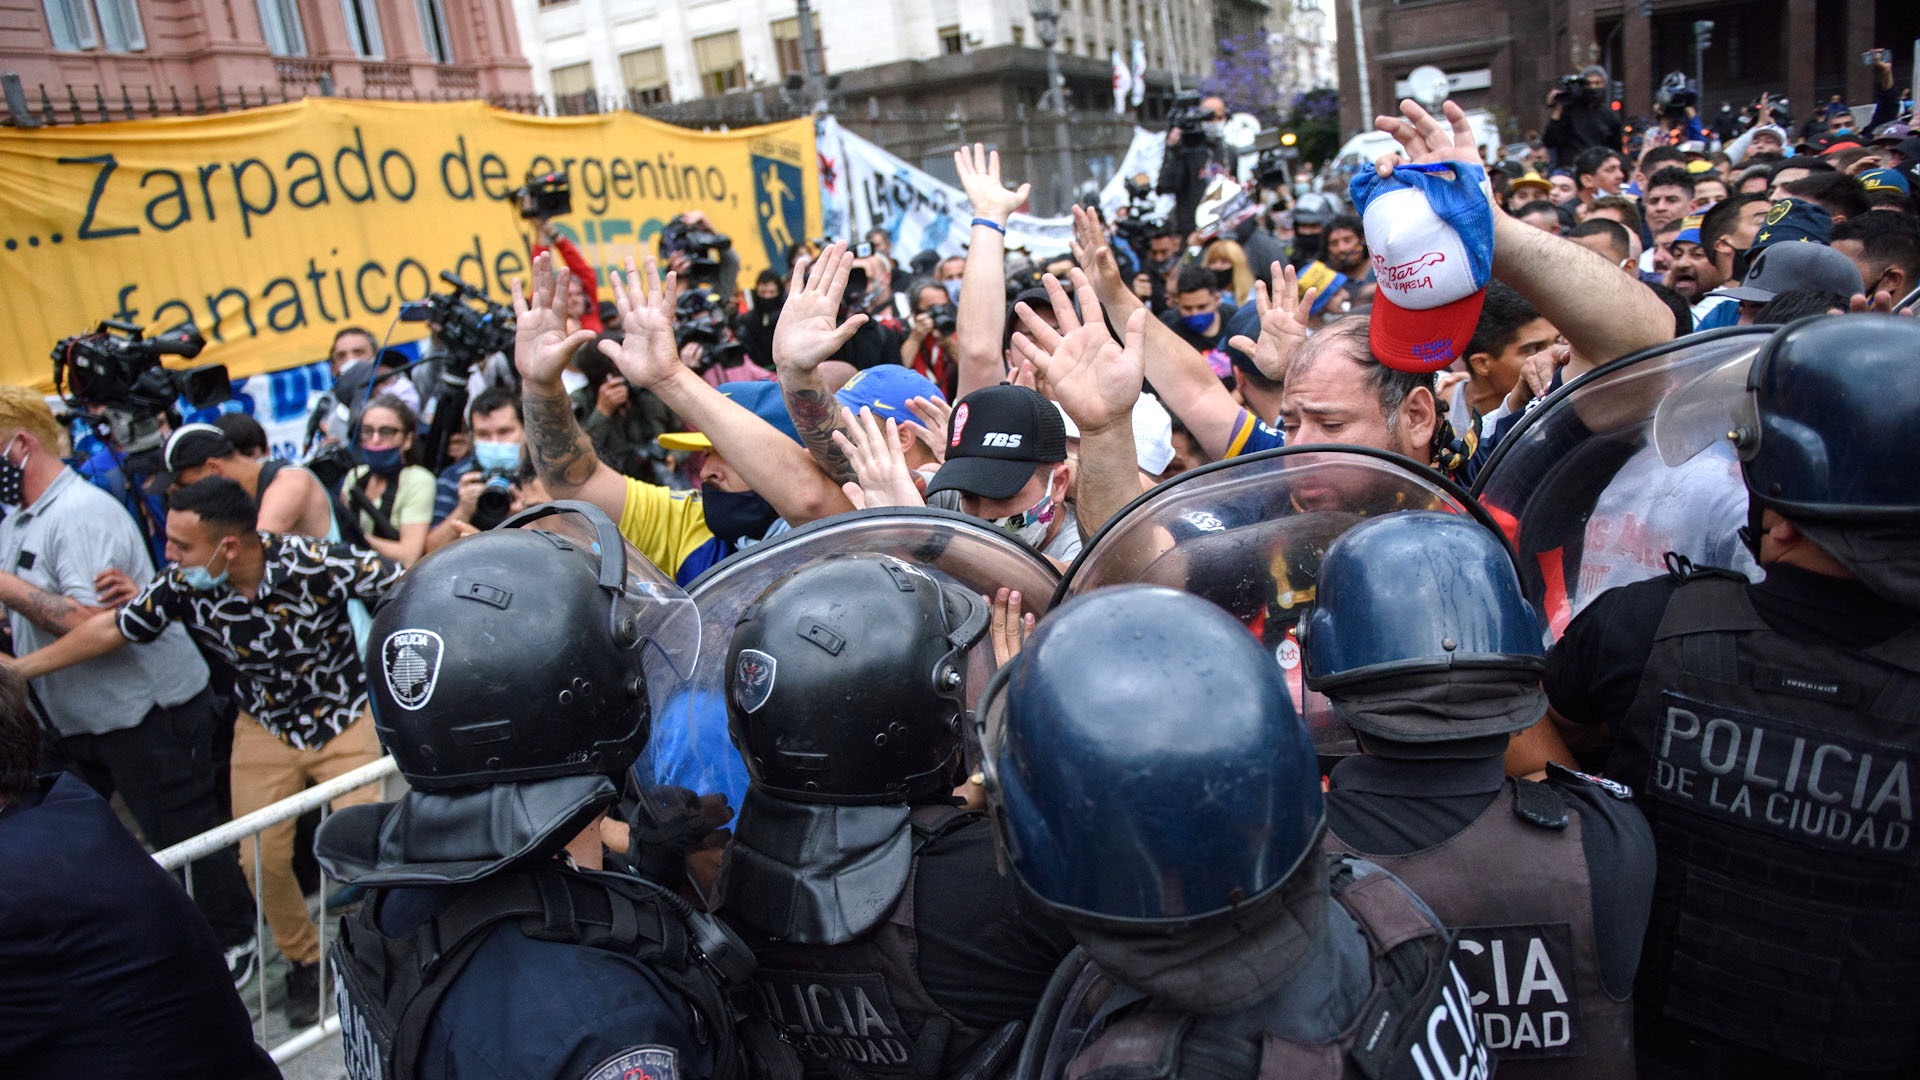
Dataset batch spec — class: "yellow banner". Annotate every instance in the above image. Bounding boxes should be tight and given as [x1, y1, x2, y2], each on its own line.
[0, 100, 818, 390]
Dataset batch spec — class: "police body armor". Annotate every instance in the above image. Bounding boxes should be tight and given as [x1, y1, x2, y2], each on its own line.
[1325, 779, 1634, 1078]
[331, 866, 764, 1080]
[729, 803, 1024, 1080]
[1615, 569, 1920, 1072]
[1021, 857, 1486, 1080]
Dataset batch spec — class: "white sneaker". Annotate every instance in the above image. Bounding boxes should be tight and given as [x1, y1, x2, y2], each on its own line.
[224, 936, 258, 992]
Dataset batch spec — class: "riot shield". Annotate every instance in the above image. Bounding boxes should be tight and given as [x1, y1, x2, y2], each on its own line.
[1055, 446, 1500, 756]
[635, 507, 1061, 830]
[1471, 327, 1771, 639]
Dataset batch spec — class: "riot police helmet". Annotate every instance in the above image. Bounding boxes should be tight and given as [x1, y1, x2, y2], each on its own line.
[368, 501, 699, 791]
[977, 585, 1322, 928]
[726, 553, 989, 804]
[1738, 314, 1920, 524]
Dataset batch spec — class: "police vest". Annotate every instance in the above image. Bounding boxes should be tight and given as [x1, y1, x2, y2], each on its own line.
[743, 805, 1025, 1080]
[1021, 856, 1489, 1080]
[1615, 570, 1920, 1072]
[1325, 778, 1636, 1078]
[331, 866, 772, 1080]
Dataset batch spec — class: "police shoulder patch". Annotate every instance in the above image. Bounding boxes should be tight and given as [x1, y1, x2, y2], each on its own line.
[1547, 761, 1633, 800]
[582, 1045, 678, 1080]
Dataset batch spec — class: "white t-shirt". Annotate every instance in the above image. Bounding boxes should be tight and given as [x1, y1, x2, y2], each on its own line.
[1572, 441, 1761, 618]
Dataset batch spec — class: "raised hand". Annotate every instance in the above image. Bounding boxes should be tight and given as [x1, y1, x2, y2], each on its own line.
[773, 244, 869, 374]
[904, 395, 952, 463]
[1225, 262, 1318, 382]
[831, 406, 925, 510]
[1372, 99, 1486, 179]
[600, 255, 683, 391]
[954, 143, 1031, 224]
[987, 587, 1035, 668]
[1067, 204, 1131, 307]
[1010, 269, 1147, 436]
[512, 250, 596, 389]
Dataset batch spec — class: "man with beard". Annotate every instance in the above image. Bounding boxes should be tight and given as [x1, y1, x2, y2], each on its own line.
[1320, 214, 1377, 307]
[517, 251, 852, 585]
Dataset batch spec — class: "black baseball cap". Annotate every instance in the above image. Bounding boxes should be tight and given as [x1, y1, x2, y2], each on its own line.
[144, 422, 235, 494]
[925, 385, 1067, 500]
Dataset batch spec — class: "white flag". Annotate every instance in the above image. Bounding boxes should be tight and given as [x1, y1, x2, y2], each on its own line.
[1112, 49, 1130, 113]
[1130, 39, 1146, 106]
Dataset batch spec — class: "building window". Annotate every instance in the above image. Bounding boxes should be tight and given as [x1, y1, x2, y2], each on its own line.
[692, 30, 745, 95]
[256, 0, 306, 55]
[1087, 39, 1097, 56]
[42, 0, 145, 51]
[338, 0, 383, 56]
[415, 0, 452, 62]
[549, 60, 594, 112]
[939, 24, 963, 54]
[1011, 25, 1024, 46]
[1062, 35, 1074, 54]
[621, 46, 670, 107]
[771, 14, 820, 78]
[536, 0, 569, 7]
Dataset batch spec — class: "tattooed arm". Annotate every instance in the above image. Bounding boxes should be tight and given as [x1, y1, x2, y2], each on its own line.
[513, 253, 633, 521]
[0, 571, 107, 637]
[773, 244, 871, 485]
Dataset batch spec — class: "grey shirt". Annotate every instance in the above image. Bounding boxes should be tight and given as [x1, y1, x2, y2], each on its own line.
[0, 469, 209, 736]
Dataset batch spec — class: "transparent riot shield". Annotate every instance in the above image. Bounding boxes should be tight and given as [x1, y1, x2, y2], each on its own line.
[635, 507, 1061, 831]
[1056, 446, 1500, 756]
[1471, 327, 1772, 640]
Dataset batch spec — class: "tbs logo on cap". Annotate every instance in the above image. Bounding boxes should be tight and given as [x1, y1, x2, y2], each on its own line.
[1350, 162, 1495, 373]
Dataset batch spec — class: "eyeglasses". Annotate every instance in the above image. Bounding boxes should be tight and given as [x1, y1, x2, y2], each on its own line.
[360, 425, 407, 443]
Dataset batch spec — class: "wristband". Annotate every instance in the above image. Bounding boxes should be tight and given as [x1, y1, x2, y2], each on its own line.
[971, 217, 1007, 235]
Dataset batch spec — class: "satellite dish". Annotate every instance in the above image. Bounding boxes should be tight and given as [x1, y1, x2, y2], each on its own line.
[1408, 65, 1451, 107]
[1223, 112, 1261, 150]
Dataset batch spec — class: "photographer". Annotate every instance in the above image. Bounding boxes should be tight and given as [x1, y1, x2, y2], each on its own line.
[425, 387, 526, 551]
[741, 268, 785, 369]
[1157, 94, 1238, 237]
[340, 394, 432, 567]
[658, 210, 740, 301]
[570, 335, 676, 486]
[828, 256, 905, 370]
[675, 284, 770, 385]
[530, 218, 600, 334]
[899, 277, 960, 397]
[1544, 64, 1624, 164]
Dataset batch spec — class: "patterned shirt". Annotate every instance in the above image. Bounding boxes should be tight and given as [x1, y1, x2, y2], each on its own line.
[117, 533, 402, 749]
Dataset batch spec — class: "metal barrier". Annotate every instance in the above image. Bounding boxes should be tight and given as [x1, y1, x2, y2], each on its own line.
[153, 755, 400, 1066]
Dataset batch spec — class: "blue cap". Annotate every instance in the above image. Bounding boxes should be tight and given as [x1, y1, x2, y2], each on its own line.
[1860, 168, 1911, 196]
[657, 379, 800, 452]
[835, 364, 945, 421]
[1751, 198, 1833, 254]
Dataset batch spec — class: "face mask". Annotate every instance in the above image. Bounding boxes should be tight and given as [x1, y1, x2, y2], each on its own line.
[0, 436, 27, 507]
[179, 542, 230, 591]
[1578, 86, 1604, 105]
[1210, 268, 1235, 292]
[1180, 310, 1217, 334]
[1146, 255, 1177, 276]
[360, 445, 406, 476]
[1202, 120, 1225, 140]
[988, 478, 1056, 549]
[702, 483, 780, 545]
[472, 439, 520, 473]
[751, 292, 784, 314]
[1292, 234, 1322, 259]
[1727, 245, 1753, 282]
[1291, 181, 1309, 196]
[943, 279, 963, 304]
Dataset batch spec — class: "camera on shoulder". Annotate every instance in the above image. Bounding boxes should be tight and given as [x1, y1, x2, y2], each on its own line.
[512, 170, 572, 220]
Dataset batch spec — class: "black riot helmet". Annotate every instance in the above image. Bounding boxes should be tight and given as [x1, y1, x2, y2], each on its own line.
[1736, 314, 1920, 524]
[726, 553, 989, 804]
[368, 501, 700, 792]
[978, 586, 1323, 928]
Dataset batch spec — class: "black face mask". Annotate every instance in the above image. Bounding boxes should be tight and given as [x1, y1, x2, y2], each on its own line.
[751, 292, 784, 314]
[1146, 255, 1177, 276]
[702, 484, 780, 545]
[1293, 233, 1323, 260]
[1727, 246, 1753, 282]
[1210, 268, 1235, 292]
[1578, 86, 1604, 106]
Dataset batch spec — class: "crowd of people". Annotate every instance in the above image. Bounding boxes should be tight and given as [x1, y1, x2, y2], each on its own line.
[0, 67, 1917, 1080]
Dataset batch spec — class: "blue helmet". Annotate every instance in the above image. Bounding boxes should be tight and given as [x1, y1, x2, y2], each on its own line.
[1740, 315, 1920, 523]
[978, 585, 1322, 928]
[1302, 511, 1544, 729]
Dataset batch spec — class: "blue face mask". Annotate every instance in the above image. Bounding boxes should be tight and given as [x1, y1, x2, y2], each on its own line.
[472, 439, 520, 473]
[179, 543, 230, 591]
[1180, 310, 1217, 333]
[360, 446, 405, 476]
[943, 279, 963, 304]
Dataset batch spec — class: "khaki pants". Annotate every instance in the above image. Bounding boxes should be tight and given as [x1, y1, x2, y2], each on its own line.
[229, 709, 383, 966]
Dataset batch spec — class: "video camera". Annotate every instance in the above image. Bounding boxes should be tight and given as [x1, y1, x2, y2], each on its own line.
[1551, 74, 1586, 105]
[1169, 90, 1211, 137]
[513, 171, 572, 220]
[674, 288, 745, 372]
[1656, 73, 1698, 120]
[1113, 176, 1168, 254]
[659, 219, 732, 285]
[51, 318, 229, 457]
[400, 271, 516, 374]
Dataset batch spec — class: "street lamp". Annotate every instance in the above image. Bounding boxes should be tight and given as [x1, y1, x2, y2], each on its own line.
[1029, 0, 1076, 212]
